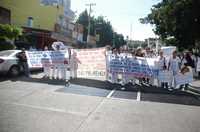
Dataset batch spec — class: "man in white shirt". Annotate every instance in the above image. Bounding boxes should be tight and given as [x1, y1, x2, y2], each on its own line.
[168, 51, 181, 75]
[168, 51, 181, 89]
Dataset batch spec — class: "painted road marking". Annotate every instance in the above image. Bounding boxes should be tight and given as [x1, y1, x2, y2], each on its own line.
[107, 89, 116, 98]
[137, 91, 141, 101]
[9, 102, 87, 117]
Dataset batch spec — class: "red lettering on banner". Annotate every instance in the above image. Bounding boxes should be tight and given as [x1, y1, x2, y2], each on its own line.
[73, 48, 106, 81]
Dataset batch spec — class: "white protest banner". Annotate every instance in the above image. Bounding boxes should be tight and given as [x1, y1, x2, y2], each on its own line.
[26, 50, 69, 68]
[158, 70, 173, 83]
[107, 54, 157, 79]
[175, 72, 193, 86]
[71, 48, 106, 81]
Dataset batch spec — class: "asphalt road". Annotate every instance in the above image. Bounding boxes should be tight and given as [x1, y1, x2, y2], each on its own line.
[0, 73, 200, 132]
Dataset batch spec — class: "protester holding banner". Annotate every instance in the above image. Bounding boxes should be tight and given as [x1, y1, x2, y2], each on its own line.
[144, 48, 157, 85]
[112, 48, 120, 56]
[108, 48, 120, 84]
[135, 48, 144, 57]
[42, 46, 50, 78]
[157, 50, 168, 88]
[135, 48, 145, 85]
[168, 51, 181, 75]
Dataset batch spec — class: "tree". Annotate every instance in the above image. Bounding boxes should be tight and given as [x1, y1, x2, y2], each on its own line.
[0, 24, 22, 41]
[76, 10, 95, 42]
[0, 24, 22, 50]
[95, 16, 113, 47]
[140, 0, 200, 49]
[76, 11, 126, 48]
[113, 33, 126, 48]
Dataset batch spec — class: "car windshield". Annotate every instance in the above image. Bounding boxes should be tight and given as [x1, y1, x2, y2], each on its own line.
[0, 51, 15, 57]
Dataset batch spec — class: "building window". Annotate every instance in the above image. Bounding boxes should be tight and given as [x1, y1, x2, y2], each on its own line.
[0, 7, 11, 24]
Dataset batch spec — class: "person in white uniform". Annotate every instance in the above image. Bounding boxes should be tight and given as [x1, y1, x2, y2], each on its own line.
[168, 51, 181, 89]
[157, 50, 171, 88]
[43, 46, 50, 78]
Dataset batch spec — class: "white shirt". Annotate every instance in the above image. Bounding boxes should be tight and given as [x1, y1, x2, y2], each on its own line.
[168, 57, 181, 72]
[197, 57, 200, 72]
[157, 56, 166, 71]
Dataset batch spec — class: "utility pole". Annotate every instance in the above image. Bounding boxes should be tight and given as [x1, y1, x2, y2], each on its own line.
[130, 23, 132, 41]
[148, 38, 150, 47]
[86, 3, 96, 46]
[113, 32, 116, 47]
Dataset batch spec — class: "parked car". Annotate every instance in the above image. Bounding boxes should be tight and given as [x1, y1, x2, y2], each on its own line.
[0, 50, 24, 76]
[0, 50, 43, 77]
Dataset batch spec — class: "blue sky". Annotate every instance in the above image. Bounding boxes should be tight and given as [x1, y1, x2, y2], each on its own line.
[71, 0, 160, 41]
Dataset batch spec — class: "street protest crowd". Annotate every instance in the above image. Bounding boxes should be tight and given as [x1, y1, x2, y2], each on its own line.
[21, 42, 200, 91]
[106, 46, 200, 91]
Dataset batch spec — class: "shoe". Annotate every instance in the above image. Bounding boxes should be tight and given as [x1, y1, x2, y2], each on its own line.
[168, 88, 173, 91]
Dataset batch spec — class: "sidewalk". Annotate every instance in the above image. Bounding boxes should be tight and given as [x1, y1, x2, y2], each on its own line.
[188, 80, 200, 95]
[190, 80, 200, 89]
[0, 78, 200, 132]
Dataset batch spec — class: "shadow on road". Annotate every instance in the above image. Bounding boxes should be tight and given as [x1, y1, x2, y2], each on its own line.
[1, 72, 200, 106]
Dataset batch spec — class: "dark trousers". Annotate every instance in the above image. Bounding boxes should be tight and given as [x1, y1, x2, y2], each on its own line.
[161, 82, 168, 89]
[21, 62, 30, 77]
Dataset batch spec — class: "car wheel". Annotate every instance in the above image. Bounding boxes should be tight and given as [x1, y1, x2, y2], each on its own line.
[9, 66, 20, 77]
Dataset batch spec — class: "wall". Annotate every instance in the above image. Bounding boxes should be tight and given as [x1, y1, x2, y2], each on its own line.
[0, 7, 11, 24]
[0, 0, 64, 31]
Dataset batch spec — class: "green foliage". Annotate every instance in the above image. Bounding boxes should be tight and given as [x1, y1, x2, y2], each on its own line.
[0, 24, 22, 41]
[113, 33, 126, 48]
[95, 16, 114, 47]
[0, 40, 16, 51]
[76, 10, 89, 41]
[164, 37, 179, 46]
[0, 24, 22, 50]
[76, 10, 126, 48]
[140, 0, 200, 49]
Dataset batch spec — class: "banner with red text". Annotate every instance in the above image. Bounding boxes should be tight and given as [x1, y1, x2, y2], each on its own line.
[71, 48, 106, 81]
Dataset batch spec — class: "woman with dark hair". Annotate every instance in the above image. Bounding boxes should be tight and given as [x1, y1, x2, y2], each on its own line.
[179, 63, 192, 90]
[185, 52, 195, 68]
[181, 52, 195, 77]
[196, 53, 200, 77]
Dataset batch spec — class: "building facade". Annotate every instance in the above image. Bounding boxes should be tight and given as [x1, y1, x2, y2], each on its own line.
[0, 0, 96, 49]
[0, 0, 64, 31]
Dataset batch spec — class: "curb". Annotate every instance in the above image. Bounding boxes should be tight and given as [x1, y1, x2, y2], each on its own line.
[188, 85, 200, 95]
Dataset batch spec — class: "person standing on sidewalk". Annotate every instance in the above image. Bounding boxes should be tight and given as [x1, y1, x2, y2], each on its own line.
[42, 46, 51, 78]
[157, 50, 171, 89]
[168, 51, 181, 90]
[16, 48, 30, 77]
